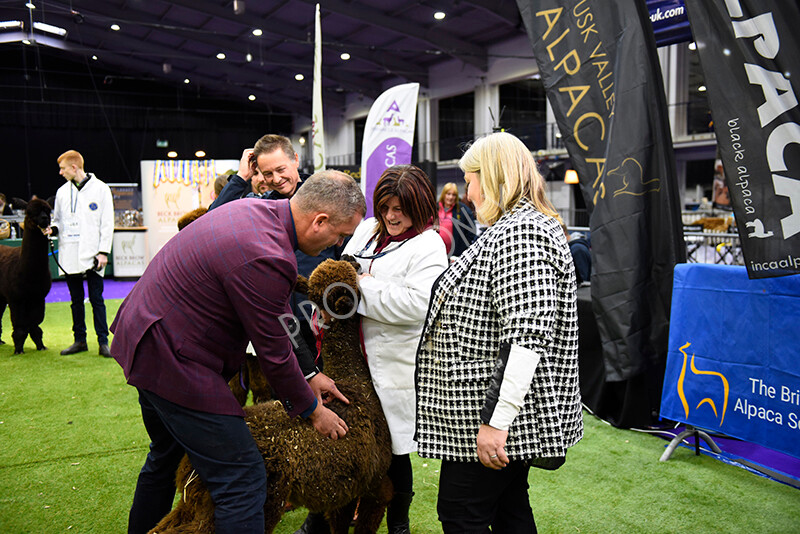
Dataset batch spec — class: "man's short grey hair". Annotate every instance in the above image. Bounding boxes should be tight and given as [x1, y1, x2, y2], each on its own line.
[293, 170, 366, 224]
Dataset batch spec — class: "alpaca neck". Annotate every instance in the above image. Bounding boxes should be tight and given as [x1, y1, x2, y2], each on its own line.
[20, 221, 50, 273]
[320, 319, 370, 382]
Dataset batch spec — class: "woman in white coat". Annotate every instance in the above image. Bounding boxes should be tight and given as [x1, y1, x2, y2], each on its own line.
[343, 165, 447, 534]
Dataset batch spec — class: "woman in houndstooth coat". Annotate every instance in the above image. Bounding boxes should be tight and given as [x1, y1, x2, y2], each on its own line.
[415, 132, 583, 533]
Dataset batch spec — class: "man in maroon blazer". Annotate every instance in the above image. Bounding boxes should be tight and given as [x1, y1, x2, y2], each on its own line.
[110, 171, 366, 534]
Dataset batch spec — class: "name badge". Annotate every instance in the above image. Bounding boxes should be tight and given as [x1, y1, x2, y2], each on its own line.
[62, 218, 81, 243]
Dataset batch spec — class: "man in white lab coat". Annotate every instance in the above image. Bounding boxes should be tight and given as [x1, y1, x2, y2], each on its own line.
[50, 150, 114, 357]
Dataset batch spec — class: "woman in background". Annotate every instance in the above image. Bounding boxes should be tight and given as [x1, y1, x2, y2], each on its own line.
[416, 132, 583, 532]
[343, 165, 448, 534]
[437, 182, 478, 257]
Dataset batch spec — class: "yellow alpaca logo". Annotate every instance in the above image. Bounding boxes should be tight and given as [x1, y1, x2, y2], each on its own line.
[677, 342, 730, 426]
[608, 158, 661, 198]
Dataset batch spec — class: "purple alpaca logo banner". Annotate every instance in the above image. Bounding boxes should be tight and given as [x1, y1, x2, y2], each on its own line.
[360, 83, 419, 218]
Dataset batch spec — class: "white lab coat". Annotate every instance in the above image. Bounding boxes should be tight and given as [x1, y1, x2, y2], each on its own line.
[343, 218, 448, 454]
[52, 174, 115, 276]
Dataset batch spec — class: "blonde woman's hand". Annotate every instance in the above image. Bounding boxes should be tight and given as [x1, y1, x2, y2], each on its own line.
[477, 424, 509, 470]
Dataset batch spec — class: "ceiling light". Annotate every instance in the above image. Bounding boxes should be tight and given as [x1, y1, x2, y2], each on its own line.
[167, 151, 178, 158]
[248, 94, 256, 101]
[216, 52, 226, 60]
[722, 48, 731, 56]
[252, 28, 262, 36]
[298, 136, 306, 146]
[295, 73, 304, 81]
[698, 85, 707, 92]
[25, 2, 35, 9]
[33, 21, 67, 36]
[340, 52, 350, 60]
[434, 11, 446, 20]
[195, 150, 206, 158]
[22, 39, 31, 45]
[688, 41, 697, 51]
[91, 55, 98, 60]
[246, 53, 253, 62]
[183, 78, 190, 84]
[110, 24, 120, 31]
[0, 21, 23, 30]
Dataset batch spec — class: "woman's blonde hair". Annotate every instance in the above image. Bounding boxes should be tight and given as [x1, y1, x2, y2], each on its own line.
[459, 132, 557, 225]
[438, 182, 459, 206]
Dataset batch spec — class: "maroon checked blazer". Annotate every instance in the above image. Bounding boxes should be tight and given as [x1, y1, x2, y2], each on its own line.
[110, 198, 315, 418]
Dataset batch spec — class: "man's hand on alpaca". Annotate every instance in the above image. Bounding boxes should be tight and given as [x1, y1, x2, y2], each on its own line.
[308, 372, 349, 405]
[309, 404, 348, 439]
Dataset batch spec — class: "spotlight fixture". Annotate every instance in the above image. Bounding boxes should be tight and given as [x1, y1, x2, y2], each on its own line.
[167, 151, 178, 158]
[22, 39, 31, 45]
[216, 52, 226, 60]
[564, 169, 579, 184]
[340, 52, 351, 60]
[195, 150, 206, 158]
[25, 2, 35, 9]
[434, 11, 446, 20]
[688, 41, 697, 51]
[34, 21, 67, 36]
[91, 54, 98, 60]
[295, 73, 304, 81]
[252, 28, 262, 36]
[183, 78, 190, 84]
[698, 85, 707, 92]
[246, 53, 253, 62]
[110, 23, 120, 31]
[298, 136, 306, 146]
[248, 94, 256, 101]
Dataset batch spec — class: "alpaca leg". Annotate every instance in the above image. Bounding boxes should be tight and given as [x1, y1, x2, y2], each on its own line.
[327, 500, 358, 534]
[263, 478, 291, 534]
[0, 298, 7, 344]
[29, 325, 46, 351]
[9, 304, 28, 354]
[30, 299, 46, 350]
[353, 476, 394, 534]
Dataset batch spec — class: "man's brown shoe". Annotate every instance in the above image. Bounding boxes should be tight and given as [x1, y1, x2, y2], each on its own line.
[60, 341, 88, 355]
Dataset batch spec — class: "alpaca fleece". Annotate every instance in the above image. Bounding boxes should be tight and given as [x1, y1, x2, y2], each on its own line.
[150, 259, 393, 534]
[0, 198, 52, 354]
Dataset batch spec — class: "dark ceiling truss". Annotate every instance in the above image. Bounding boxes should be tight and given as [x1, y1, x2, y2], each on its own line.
[163, 0, 430, 85]
[45, 1, 365, 103]
[39, 9, 315, 114]
[1, 0, 532, 118]
[294, 0, 487, 70]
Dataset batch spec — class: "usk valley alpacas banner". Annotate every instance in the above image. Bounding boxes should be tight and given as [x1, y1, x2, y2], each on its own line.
[516, 0, 686, 381]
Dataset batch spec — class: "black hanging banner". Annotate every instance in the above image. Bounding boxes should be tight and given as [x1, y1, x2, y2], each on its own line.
[516, 0, 686, 381]
[684, 0, 800, 279]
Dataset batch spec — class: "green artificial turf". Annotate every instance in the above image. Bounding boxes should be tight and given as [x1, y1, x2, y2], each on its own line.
[1, 299, 798, 533]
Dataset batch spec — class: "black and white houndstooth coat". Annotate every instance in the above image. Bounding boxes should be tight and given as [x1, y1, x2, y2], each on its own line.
[415, 198, 583, 462]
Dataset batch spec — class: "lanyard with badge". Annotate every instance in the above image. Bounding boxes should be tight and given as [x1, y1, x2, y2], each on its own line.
[62, 183, 82, 244]
[352, 233, 412, 273]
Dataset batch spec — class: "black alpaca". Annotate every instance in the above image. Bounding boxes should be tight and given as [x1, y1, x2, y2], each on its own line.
[0, 198, 53, 353]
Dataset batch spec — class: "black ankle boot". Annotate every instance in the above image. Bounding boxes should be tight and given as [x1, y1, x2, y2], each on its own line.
[386, 491, 414, 534]
[293, 511, 329, 534]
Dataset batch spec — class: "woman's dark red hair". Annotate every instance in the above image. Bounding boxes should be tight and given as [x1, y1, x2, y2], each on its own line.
[373, 165, 438, 240]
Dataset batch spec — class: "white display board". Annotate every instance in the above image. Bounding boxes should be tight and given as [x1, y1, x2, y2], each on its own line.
[112, 229, 148, 277]
[140, 159, 238, 262]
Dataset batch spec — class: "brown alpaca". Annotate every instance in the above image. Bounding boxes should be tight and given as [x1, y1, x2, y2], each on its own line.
[0, 198, 53, 353]
[150, 259, 393, 534]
